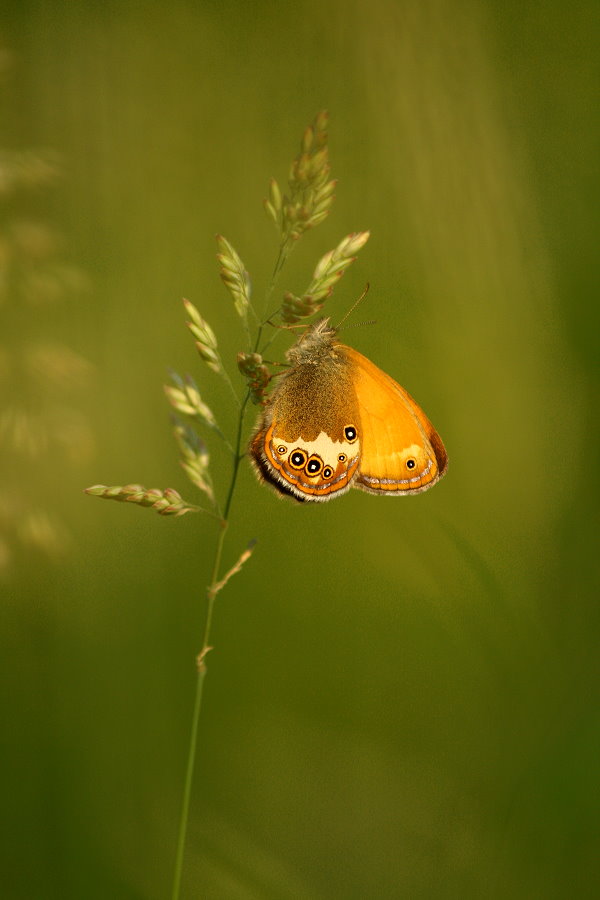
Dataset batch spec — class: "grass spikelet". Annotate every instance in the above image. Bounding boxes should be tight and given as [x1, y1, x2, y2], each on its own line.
[212, 538, 257, 595]
[216, 234, 252, 327]
[280, 291, 323, 324]
[183, 298, 222, 375]
[171, 417, 215, 504]
[263, 178, 283, 228]
[312, 231, 370, 282]
[164, 370, 217, 429]
[280, 231, 370, 324]
[84, 484, 199, 517]
[237, 352, 271, 405]
[265, 110, 336, 247]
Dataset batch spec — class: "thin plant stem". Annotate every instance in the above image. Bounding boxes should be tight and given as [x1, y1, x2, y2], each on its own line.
[171, 241, 284, 898]
[170, 666, 205, 900]
[221, 367, 242, 410]
[261, 240, 289, 321]
[171, 388, 250, 900]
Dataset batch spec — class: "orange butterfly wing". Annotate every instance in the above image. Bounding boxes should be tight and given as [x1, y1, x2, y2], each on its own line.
[340, 345, 448, 495]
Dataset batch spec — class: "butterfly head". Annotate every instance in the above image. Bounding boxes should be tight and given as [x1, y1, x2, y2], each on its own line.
[286, 318, 338, 366]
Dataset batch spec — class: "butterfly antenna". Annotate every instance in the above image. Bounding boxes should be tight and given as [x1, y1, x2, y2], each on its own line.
[338, 319, 377, 332]
[335, 283, 370, 330]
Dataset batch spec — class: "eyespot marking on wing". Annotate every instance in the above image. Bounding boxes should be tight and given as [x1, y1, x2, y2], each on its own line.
[261, 426, 361, 499]
[357, 443, 438, 492]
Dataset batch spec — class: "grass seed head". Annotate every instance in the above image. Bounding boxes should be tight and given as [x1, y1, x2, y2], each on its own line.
[237, 352, 271, 405]
[216, 234, 252, 323]
[84, 484, 199, 516]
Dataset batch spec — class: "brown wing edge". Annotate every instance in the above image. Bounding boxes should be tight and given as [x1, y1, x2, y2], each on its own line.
[430, 426, 449, 479]
[249, 427, 359, 503]
[249, 428, 307, 503]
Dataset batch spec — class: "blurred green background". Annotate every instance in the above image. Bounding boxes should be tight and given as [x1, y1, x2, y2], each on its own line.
[2, 1, 597, 898]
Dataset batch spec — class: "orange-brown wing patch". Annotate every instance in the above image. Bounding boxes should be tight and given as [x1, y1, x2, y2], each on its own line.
[340, 345, 448, 495]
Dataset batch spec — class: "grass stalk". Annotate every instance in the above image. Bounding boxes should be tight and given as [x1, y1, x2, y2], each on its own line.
[170, 235, 283, 896]
[170, 390, 250, 900]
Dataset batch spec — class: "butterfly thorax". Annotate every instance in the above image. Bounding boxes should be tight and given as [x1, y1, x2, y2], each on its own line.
[286, 318, 340, 366]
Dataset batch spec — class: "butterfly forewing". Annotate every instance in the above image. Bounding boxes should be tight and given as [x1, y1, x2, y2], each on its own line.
[339, 345, 447, 495]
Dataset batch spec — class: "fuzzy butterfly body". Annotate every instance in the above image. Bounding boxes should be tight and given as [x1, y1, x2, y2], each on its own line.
[250, 319, 447, 502]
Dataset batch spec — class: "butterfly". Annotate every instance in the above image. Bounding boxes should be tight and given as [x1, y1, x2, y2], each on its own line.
[250, 318, 447, 502]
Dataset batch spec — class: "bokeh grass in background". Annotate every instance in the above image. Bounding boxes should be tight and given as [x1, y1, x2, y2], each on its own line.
[2, 1, 597, 898]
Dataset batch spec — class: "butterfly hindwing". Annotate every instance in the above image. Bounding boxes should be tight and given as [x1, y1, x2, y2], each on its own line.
[250, 348, 362, 502]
